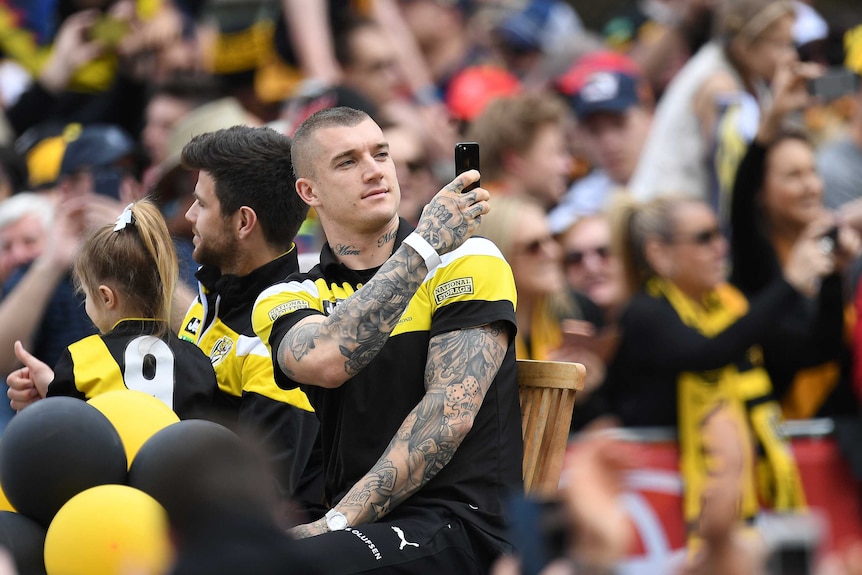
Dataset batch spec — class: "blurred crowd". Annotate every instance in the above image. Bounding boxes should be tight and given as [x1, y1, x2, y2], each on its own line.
[0, 0, 861, 573]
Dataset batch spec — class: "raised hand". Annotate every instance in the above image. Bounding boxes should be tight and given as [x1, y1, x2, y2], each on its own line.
[7, 340, 54, 411]
[784, 216, 840, 297]
[414, 170, 490, 256]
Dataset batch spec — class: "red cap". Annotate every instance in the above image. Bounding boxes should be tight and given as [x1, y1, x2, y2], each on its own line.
[445, 66, 522, 122]
[555, 51, 641, 96]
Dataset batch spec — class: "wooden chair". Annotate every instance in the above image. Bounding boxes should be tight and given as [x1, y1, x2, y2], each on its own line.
[517, 359, 586, 497]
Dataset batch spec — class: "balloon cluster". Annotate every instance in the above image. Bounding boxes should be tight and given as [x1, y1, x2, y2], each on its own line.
[0, 391, 235, 575]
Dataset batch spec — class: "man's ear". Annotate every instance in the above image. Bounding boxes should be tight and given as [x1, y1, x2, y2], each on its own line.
[295, 178, 321, 207]
[236, 206, 258, 240]
[97, 284, 117, 310]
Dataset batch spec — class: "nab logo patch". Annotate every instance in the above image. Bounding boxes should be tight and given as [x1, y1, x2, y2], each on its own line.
[209, 336, 234, 366]
[433, 277, 474, 304]
[268, 300, 310, 321]
[184, 317, 201, 336]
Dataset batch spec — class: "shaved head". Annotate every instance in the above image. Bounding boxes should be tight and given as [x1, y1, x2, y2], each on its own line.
[291, 107, 371, 179]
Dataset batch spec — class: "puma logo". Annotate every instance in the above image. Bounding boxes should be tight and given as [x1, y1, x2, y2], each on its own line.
[391, 526, 419, 550]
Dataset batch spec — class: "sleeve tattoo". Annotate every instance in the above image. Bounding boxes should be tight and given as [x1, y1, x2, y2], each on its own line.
[336, 321, 510, 524]
[278, 245, 428, 380]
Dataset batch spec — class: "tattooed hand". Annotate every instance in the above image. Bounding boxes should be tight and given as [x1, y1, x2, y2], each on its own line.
[414, 170, 490, 256]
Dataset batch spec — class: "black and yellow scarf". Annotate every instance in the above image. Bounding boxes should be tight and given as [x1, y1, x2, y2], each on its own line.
[646, 278, 806, 535]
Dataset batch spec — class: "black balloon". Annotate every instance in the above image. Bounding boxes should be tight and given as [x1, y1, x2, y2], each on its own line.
[0, 511, 46, 575]
[129, 419, 276, 531]
[0, 397, 127, 527]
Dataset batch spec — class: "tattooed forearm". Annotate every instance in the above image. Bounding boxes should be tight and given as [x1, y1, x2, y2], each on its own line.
[285, 244, 428, 381]
[335, 323, 509, 525]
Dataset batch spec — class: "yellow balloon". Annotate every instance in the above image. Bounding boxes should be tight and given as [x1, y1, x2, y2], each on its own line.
[87, 390, 179, 468]
[0, 481, 14, 512]
[44, 484, 172, 575]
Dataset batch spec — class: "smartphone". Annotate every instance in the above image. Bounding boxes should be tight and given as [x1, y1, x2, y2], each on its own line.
[807, 68, 860, 102]
[88, 16, 129, 48]
[455, 142, 480, 193]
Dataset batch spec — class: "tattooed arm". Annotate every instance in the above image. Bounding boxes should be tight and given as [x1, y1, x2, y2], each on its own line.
[290, 321, 510, 539]
[276, 171, 489, 389]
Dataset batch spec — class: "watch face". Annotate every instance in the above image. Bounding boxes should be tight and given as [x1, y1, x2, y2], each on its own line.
[327, 510, 348, 531]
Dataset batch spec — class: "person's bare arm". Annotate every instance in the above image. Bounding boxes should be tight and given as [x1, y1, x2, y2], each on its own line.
[276, 172, 488, 388]
[281, 0, 340, 85]
[290, 321, 509, 538]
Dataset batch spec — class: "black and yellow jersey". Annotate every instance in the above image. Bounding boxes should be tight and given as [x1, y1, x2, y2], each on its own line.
[252, 221, 523, 544]
[177, 250, 323, 508]
[47, 319, 216, 420]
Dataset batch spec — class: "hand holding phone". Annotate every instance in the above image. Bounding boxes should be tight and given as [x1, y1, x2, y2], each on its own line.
[807, 68, 861, 102]
[455, 142, 480, 193]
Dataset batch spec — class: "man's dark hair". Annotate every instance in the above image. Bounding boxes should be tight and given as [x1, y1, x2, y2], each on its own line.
[181, 126, 308, 250]
[290, 107, 370, 180]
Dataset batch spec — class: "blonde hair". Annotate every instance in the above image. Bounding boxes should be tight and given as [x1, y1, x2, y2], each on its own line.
[610, 194, 695, 297]
[719, 0, 795, 42]
[479, 194, 578, 317]
[74, 200, 177, 334]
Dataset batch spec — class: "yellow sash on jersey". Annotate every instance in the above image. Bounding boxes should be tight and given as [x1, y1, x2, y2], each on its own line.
[515, 298, 561, 360]
[646, 278, 806, 536]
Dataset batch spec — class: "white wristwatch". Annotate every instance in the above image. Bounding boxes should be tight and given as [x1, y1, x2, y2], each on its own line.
[325, 508, 349, 531]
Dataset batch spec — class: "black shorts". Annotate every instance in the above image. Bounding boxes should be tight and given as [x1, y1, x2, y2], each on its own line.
[289, 506, 487, 574]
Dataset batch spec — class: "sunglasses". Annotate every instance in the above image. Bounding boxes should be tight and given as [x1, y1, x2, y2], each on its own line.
[517, 236, 555, 256]
[674, 227, 723, 246]
[564, 246, 610, 266]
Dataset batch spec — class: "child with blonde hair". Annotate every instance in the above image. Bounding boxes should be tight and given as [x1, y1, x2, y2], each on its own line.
[7, 200, 216, 419]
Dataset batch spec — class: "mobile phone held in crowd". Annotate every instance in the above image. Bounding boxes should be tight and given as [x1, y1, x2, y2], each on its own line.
[455, 142, 480, 193]
[807, 68, 861, 102]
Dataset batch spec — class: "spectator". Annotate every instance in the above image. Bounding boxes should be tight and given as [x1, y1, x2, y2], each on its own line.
[0, 192, 53, 431]
[141, 76, 223, 187]
[0, 124, 134, 376]
[549, 52, 654, 232]
[604, 194, 827, 540]
[0, 193, 53, 288]
[730, 61, 860, 420]
[253, 107, 514, 572]
[628, 0, 798, 218]
[477, 195, 600, 361]
[556, 214, 625, 326]
[6, 200, 217, 420]
[818, 78, 862, 210]
[465, 91, 571, 210]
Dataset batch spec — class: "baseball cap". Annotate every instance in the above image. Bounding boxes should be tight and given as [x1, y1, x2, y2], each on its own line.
[445, 65, 521, 122]
[569, 71, 642, 119]
[555, 51, 650, 120]
[60, 124, 137, 175]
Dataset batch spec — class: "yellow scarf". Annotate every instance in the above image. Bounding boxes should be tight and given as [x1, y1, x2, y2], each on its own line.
[646, 278, 806, 535]
[515, 298, 561, 360]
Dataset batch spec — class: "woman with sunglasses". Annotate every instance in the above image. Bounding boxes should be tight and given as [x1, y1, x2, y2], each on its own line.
[730, 61, 861, 421]
[602, 194, 831, 546]
[476, 195, 606, 372]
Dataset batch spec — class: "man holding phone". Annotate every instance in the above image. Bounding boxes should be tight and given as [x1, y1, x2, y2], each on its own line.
[252, 107, 523, 573]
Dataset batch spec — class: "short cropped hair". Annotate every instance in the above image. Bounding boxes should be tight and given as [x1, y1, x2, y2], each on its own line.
[290, 107, 371, 180]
